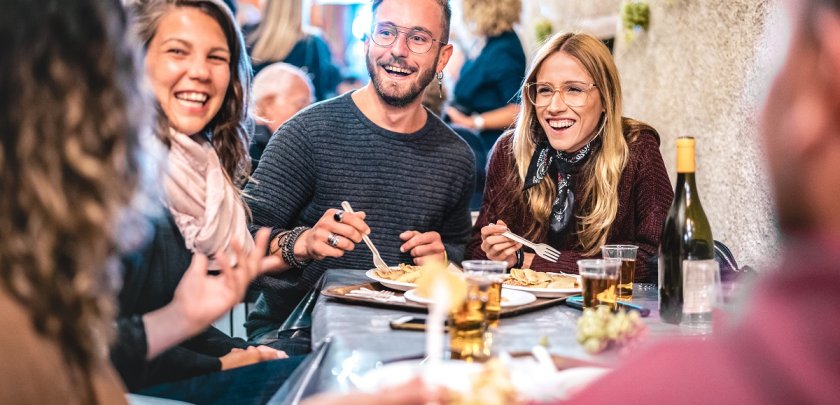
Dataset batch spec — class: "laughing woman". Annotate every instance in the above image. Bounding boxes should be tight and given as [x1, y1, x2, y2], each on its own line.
[467, 32, 673, 281]
[113, 1, 306, 401]
[134, 0, 254, 264]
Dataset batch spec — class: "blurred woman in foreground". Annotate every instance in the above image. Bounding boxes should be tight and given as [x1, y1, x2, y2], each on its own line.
[468, 32, 673, 279]
[0, 0, 144, 402]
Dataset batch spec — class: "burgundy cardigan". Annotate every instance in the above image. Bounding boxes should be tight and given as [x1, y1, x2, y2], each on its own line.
[466, 128, 673, 281]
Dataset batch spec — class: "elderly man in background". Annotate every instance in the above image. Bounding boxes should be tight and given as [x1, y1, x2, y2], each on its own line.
[250, 62, 315, 168]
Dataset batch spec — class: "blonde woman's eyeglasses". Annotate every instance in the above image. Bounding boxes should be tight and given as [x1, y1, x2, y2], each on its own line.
[525, 82, 597, 108]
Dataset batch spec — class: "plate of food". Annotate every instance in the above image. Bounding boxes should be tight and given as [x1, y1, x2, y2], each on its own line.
[365, 263, 428, 291]
[366, 263, 462, 292]
[502, 268, 582, 298]
[403, 288, 537, 307]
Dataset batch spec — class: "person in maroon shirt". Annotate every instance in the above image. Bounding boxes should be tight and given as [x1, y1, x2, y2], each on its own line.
[467, 32, 672, 279]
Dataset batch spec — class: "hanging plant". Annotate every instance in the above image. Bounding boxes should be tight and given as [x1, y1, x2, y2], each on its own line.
[621, 1, 650, 42]
[535, 19, 553, 44]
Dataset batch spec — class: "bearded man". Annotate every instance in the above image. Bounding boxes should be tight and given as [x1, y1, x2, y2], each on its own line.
[243, 0, 475, 345]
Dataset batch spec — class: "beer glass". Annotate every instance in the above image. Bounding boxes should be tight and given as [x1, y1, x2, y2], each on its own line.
[600, 245, 639, 301]
[577, 259, 620, 310]
[461, 260, 507, 328]
[449, 273, 492, 362]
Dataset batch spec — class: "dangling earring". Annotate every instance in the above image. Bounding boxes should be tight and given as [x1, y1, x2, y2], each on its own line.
[436, 71, 444, 99]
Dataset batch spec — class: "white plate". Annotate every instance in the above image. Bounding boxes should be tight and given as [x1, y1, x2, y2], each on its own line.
[365, 268, 417, 292]
[356, 359, 610, 402]
[502, 275, 582, 298]
[403, 288, 537, 307]
[365, 265, 463, 292]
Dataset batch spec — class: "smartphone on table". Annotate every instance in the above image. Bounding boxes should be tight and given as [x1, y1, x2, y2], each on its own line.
[389, 316, 449, 331]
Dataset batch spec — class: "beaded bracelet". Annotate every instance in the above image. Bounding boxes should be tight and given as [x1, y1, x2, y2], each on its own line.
[282, 226, 312, 269]
[269, 231, 289, 256]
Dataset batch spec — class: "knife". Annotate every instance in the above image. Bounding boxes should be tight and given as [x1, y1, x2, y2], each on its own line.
[565, 295, 651, 317]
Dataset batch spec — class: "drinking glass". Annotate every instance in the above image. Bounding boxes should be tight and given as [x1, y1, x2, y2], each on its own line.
[600, 245, 639, 301]
[577, 259, 620, 310]
[681, 259, 721, 332]
[461, 260, 507, 328]
[449, 273, 492, 362]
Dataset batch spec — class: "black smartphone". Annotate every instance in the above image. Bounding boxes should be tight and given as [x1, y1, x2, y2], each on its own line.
[565, 295, 651, 317]
[389, 316, 449, 331]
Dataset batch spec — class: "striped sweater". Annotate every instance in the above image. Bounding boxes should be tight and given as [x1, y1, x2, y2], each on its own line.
[245, 92, 475, 333]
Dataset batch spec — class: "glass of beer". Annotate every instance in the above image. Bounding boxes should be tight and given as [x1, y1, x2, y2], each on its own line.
[449, 273, 492, 362]
[461, 260, 507, 328]
[600, 245, 639, 301]
[577, 259, 620, 310]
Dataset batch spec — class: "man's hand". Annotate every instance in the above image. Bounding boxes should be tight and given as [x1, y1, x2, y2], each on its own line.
[297, 208, 370, 261]
[219, 346, 288, 370]
[400, 230, 446, 265]
[479, 220, 521, 268]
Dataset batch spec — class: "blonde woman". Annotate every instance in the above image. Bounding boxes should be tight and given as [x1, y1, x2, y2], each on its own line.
[247, 0, 339, 101]
[467, 32, 672, 281]
[446, 0, 526, 150]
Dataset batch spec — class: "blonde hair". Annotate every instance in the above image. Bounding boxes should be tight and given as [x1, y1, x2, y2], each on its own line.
[511, 32, 634, 255]
[249, 0, 305, 64]
[461, 0, 521, 37]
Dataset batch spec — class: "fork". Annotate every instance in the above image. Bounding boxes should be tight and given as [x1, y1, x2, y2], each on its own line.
[346, 287, 405, 303]
[501, 230, 561, 263]
[341, 201, 391, 273]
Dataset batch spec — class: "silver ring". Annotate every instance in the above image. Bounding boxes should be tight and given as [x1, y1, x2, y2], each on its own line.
[333, 209, 344, 222]
[327, 233, 340, 248]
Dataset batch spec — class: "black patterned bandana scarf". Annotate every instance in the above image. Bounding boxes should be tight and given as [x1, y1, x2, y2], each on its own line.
[523, 137, 599, 243]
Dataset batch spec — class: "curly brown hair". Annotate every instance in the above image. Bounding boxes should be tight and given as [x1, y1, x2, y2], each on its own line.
[129, 0, 253, 183]
[0, 0, 143, 400]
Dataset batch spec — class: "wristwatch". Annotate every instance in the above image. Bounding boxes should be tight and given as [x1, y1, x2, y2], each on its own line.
[471, 114, 485, 131]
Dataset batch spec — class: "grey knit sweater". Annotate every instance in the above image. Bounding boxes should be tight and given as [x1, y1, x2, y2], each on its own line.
[244, 92, 475, 336]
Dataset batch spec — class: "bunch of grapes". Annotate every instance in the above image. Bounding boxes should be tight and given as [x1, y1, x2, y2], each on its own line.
[576, 307, 647, 354]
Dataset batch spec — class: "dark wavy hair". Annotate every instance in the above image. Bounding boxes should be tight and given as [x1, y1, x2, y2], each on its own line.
[128, 0, 253, 183]
[0, 0, 143, 400]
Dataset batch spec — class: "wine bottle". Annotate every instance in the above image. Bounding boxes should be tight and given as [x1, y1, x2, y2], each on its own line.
[659, 137, 714, 324]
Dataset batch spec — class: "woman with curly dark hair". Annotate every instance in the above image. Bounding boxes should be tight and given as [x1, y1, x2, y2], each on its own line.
[130, 0, 256, 267]
[0, 0, 142, 402]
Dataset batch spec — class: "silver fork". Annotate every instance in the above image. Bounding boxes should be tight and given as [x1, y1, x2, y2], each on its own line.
[502, 230, 561, 262]
[341, 201, 391, 273]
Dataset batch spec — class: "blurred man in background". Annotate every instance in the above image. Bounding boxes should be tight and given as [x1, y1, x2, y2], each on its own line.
[250, 62, 315, 168]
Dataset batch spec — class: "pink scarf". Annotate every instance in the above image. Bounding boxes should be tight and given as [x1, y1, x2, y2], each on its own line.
[164, 129, 254, 268]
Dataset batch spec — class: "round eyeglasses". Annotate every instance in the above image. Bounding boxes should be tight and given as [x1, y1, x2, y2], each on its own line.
[525, 82, 597, 108]
[370, 23, 446, 55]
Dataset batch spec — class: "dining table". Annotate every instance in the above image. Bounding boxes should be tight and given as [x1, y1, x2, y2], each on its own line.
[269, 268, 694, 404]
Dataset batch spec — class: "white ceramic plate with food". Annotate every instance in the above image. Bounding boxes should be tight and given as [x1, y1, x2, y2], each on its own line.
[356, 359, 610, 402]
[366, 264, 463, 292]
[502, 277, 582, 298]
[403, 288, 537, 307]
[365, 268, 417, 292]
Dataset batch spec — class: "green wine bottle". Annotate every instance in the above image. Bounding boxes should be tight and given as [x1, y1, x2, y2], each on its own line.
[659, 137, 714, 324]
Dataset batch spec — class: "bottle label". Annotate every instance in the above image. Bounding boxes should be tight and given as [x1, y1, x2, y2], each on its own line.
[676, 137, 696, 173]
[682, 259, 719, 314]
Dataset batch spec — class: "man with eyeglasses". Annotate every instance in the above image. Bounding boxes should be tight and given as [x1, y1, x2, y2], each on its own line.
[243, 0, 475, 346]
